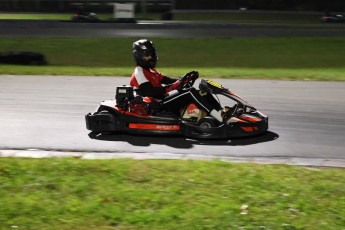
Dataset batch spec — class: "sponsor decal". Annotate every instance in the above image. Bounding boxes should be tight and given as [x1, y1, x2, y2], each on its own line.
[183, 104, 200, 119]
[129, 123, 180, 131]
[186, 104, 198, 115]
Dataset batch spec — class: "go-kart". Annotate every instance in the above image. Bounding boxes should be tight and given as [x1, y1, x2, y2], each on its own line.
[71, 12, 100, 22]
[321, 14, 344, 23]
[85, 74, 268, 139]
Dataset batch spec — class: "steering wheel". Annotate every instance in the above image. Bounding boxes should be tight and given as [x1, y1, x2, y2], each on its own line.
[178, 71, 199, 91]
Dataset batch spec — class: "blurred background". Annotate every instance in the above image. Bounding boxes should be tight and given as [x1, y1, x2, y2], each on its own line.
[1, 0, 344, 79]
[1, 0, 345, 12]
[0, 0, 344, 20]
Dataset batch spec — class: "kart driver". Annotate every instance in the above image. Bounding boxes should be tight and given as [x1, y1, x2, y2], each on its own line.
[129, 39, 225, 122]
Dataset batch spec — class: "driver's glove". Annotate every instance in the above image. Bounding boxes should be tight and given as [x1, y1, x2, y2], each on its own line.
[165, 80, 181, 93]
[183, 71, 199, 82]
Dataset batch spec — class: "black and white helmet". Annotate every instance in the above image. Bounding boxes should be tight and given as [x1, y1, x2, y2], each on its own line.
[132, 39, 158, 68]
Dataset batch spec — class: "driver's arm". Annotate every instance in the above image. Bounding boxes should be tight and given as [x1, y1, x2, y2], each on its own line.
[139, 79, 180, 99]
[161, 76, 178, 85]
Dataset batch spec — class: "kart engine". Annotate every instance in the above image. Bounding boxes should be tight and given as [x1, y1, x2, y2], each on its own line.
[115, 86, 151, 116]
[115, 86, 134, 110]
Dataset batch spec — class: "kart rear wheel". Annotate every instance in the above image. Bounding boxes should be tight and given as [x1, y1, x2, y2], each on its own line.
[197, 117, 218, 128]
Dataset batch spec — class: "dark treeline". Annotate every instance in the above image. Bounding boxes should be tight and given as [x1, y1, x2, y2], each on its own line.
[0, 0, 344, 12]
[176, 0, 345, 11]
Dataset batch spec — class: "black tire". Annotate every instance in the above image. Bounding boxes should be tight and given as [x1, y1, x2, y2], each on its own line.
[196, 117, 218, 128]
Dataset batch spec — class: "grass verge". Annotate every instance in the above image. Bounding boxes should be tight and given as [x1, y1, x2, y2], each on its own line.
[1, 158, 344, 230]
[0, 65, 343, 81]
[0, 37, 344, 81]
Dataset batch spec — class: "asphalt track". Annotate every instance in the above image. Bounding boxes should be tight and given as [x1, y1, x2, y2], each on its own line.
[1, 75, 345, 166]
[1, 20, 345, 166]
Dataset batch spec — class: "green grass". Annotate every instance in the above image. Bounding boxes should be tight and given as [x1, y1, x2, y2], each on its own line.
[0, 37, 344, 80]
[0, 66, 343, 81]
[1, 158, 344, 230]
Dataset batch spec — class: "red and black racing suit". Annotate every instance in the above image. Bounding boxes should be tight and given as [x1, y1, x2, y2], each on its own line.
[130, 66, 221, 115]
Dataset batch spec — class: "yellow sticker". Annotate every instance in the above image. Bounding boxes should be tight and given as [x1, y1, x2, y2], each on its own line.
[207, 80, 223, 89]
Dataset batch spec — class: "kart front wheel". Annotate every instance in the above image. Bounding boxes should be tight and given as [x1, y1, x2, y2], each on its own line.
[197, 117, 218, 128]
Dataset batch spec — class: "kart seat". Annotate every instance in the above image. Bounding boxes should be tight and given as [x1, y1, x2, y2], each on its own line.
[131, 89, 162, 114]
